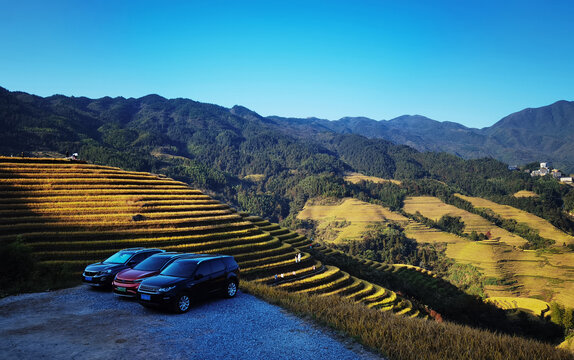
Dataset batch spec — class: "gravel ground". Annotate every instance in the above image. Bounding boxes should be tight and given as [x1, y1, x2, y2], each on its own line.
[0, 286, 384, 360]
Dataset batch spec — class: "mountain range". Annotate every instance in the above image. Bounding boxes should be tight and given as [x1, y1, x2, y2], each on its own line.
[1, 86, 572, 173]
[268, 100, 574, 173]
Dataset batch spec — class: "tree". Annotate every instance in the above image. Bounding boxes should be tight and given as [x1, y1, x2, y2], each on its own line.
[437, 215, 465, 235]
[550, 302, 564, 326]
[563, 307, 574, 332]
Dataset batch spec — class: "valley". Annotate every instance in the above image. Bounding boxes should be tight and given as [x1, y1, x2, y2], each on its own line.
[294, 183, 574, 313]
[2, 88, 574, 358]
[2, 157, 573, 359]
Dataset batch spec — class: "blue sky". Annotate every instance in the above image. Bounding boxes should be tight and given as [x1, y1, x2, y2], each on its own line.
[1, 0, 573, 128]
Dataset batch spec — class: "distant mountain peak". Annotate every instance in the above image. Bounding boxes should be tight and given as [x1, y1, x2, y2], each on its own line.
[230, 105, 264, 121]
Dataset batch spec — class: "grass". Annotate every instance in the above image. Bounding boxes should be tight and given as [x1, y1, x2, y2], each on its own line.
[241, 281, 573, 360]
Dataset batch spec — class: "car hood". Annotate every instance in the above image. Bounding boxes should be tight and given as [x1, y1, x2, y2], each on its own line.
[140, 274, 187, 288]
[116, 269, 158, 281]
[84, 263, 124, 273]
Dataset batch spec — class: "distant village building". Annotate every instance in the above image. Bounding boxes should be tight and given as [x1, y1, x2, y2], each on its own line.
[531, 168, 549, 177]
[551, 169, 562, 178]
[560, 177, 573, 184]
[508, 165, 519, 171]
[530, 161, 563, 178]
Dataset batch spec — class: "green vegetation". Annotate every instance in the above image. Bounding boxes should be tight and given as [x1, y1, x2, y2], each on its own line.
[331, 223, 449, 274]
[0, 237, 35, 295]
[550, 302, 574, 336]
[446, 263, 485, 297]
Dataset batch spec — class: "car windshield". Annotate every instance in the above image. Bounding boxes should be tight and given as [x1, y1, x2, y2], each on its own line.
[103, 252, 133, 264]
[160, 260, 197, 278]
[133, 256, 171, 271]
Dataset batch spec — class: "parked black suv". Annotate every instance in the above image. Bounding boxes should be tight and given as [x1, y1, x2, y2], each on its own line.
[137, 254, 240, 313]
[82, 248, 164, 287]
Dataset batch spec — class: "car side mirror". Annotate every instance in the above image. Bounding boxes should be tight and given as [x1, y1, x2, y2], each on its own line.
[195, 273, 203, 280]
[127, 261, 137, 267]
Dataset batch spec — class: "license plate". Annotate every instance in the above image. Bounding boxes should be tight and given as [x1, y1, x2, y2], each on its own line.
[84, 276, 92, 281]
[117, 287, 126, 292]
[141, 294, 151, 301]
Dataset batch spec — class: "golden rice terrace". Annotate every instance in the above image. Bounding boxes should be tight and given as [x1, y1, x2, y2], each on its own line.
[0, 157, 421, 318]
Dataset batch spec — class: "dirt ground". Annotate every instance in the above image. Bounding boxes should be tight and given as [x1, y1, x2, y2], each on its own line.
[0, 286, 383, 360]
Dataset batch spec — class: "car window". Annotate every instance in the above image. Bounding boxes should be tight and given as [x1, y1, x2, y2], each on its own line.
[130, 253, 149, 264]
[104, 252, 134, 264]
[195, 261, 212, 277]
[222, 257, 237, 269]
[161, 260, 198, 278]
[211, 259, 225, 273]
[133, 256, 171, 271]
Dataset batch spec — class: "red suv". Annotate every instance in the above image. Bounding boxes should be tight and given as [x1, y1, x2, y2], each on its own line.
[112, 252, 189, 297]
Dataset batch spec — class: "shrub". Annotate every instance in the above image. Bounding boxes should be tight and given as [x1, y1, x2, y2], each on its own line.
[0, 236, 35, 295]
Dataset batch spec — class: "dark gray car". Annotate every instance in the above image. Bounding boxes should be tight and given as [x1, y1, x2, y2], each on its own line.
[137, 254, 240, 313]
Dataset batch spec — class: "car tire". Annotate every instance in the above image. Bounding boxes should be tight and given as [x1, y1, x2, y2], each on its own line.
[173, 294, 191, 313]
[225, 280, 238, 298]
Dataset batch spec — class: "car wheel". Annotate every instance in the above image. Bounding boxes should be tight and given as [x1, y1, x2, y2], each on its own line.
[174, 294, 191, 313]
[225, 280, 238, 298]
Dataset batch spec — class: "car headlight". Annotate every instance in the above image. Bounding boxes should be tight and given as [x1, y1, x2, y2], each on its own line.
[99, 269, 112, 275]
[158, 285, 176, 293]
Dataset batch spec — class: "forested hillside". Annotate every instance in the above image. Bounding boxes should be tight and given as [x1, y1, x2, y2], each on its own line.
[271, 100, 574, 173]
[1, 87, 573, 234]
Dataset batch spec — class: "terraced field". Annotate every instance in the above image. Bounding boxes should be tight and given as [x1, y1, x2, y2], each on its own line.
[403, 196, 574, 308]
[343, 172, 402, 185]
[455, 194, 574, 246]
[297, 197, 409, 243]
[404, 220, 465, 245]
[0, 157, 421, 318]
[485, 297, 550, 317]
[243, 215, 421, 318]
[513, 190, 538, 198]
[403, 196, 528, 248]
